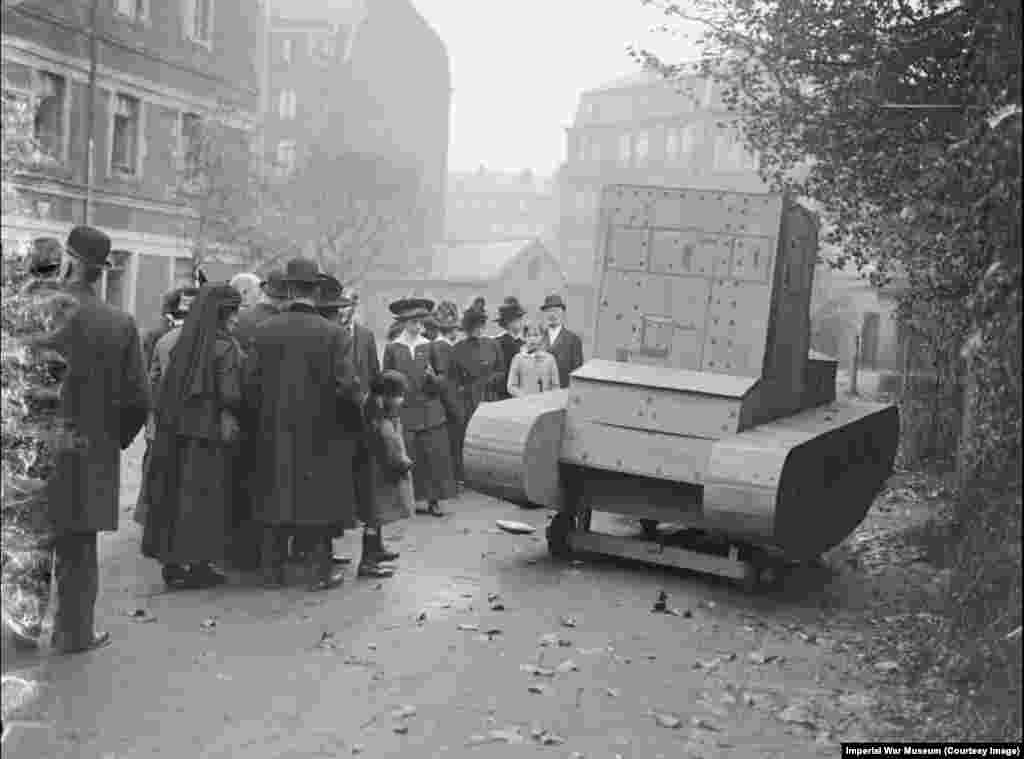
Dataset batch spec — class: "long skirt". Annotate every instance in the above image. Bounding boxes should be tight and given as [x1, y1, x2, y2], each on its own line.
[403, 423, 457, 503]
[142, 436, 233, 565]
[133, 441, 154, 526]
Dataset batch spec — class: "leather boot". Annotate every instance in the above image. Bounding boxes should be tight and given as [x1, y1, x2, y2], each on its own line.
[357, 532, 394, 578]
[308, 536, 344, 592]
[370, 530, 399, 563]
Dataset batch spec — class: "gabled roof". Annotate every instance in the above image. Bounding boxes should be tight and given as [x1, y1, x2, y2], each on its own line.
[427, 239, 550, 283]
[270, 0, 365, 24]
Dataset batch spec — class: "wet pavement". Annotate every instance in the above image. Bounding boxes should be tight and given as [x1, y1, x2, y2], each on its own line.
[2, 440, 903, 758]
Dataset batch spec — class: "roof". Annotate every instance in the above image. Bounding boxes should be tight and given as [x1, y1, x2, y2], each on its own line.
[427, 239, 549, 283]
[584, 60, 707, 95]
[270, 0, 366, 24]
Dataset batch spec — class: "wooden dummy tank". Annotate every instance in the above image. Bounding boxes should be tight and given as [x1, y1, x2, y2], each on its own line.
[463, 185, 899, 588]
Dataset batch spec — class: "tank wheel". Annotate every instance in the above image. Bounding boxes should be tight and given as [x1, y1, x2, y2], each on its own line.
[547, 511, 574, 559]
[640, 520, 659, 540]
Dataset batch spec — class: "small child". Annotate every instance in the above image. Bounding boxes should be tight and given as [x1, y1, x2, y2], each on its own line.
[360, 370, 415, 578]
[507, 325, 560, 397]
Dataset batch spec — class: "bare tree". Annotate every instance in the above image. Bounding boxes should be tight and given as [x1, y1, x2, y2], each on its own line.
[261, 144, 424, 288]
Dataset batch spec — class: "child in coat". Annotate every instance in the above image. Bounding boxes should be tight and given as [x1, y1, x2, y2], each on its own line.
[507, 325, 560, 397]
[360, 370, 415, 577]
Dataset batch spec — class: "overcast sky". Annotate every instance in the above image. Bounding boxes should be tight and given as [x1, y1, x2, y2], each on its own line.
[411, 0, 700, 177]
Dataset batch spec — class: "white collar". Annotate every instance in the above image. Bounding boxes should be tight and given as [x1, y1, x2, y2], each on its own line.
[395, 334, 429, 349]
[547, 325, 562, 336]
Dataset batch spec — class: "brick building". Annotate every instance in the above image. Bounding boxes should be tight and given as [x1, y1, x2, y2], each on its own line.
[1, 0, 264, 330]
[266, 0, 451, 271]
[445, 168, 556, 244]
[557, 69, 766, 351]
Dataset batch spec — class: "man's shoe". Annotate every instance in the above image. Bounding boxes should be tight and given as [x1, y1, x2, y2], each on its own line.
[308, 570, 344, 592]
[330, 555, 352, 566]
[357, 561, 394, 579]
[55, 631, 111, 655]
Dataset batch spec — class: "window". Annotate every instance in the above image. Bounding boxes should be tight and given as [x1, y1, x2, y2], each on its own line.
[115, 0, 147, 22]
[111, 93, 140, 176]
[634, 130, 650, 166]
[281, 38, 294, 63]
[187, 0, 213, 44]
[33, 71, 66, 161]
[275, 140, 296, 177]
[278, 90, 297, 120]
[180, 112, 203, 184]
[312, 34, 335, 64]
[104, 251, 131, 310]
[666, 129, 680, 163]
[618, 133, 631, 166]
[679, 122, 701, 166]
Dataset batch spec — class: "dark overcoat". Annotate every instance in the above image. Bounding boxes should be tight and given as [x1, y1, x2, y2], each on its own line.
[381, 338, 448, 432]
[430, 338, 464, 428]
[232, 302, 279, 354]
[542, 327, 585, 389]
[495, 332, 524, 400]
[243, 303, 360, 528]
[47, 283, 149, 533]
[451, 336, 505, 421]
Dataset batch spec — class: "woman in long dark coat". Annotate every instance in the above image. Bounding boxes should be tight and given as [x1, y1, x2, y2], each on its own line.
[430, 301, 464, 483]
[494, 296, 527, 400]
[381, 297, 457, 517]
[450, 298, 505, 482]
[142, 284, 244, 590]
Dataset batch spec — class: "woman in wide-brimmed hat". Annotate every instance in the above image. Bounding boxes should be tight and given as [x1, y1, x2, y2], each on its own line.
[381, 297, 457, 517]
[494, 296, 527, 400]
[449, 298, 505, 484]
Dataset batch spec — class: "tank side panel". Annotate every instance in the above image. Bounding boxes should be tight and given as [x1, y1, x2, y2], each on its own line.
[560, 416, 715, 483]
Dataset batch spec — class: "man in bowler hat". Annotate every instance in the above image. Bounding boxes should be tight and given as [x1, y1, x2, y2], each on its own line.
[43, 225, 150, 653]
[539, 294, 584, 389]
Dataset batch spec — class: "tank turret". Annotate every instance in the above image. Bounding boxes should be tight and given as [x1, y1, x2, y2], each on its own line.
[463, 185, 899, 588]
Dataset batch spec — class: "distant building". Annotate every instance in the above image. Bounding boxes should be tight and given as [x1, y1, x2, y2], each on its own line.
[446, 168, 556, 244]
[1, 0, 263, 331]
[266, 0, 451, 267]
[359, 238, 567, 339]
[557, 69, 766, 350]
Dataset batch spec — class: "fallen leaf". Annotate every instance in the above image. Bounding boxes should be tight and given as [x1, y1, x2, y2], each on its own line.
[316, 632, 339, 650]
[693, 657, 721, 670]
[560, 616, 578, 628]
[874, 660, 900, 673]
[520, 664, 556, 677]
[128, 608, 157, 623]
[650, 711, 682, 729]
[527, 685, 547, 694]
[748, 652, 778, 665]
[367, 643, 377, 651]
[555, 659, 579, 674]
[393, 725, 409, 735]
[797, 632, 818, 644]
[416, 611, 427, 624]
[605, 688, 620, 698]
[457, 624, 479, 632]
[496, 519, 537, 534]
[691, 717, 720, 731]
[201, 617, 218, 631]
[483, 628, 503, 638]
[489, 602, 506, 611]
[778, 704, 817, 729]
[352, 744, 364, 755]
[538, 732, 565, 746]
[487, 728, 525, 744]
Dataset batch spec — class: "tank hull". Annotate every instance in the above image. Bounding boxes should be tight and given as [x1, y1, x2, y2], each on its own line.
[463, 394, 898, 560]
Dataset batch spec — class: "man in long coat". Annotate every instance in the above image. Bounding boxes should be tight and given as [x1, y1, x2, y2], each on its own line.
[232, 269, 288, 354]
[45, 225, 150, 653]
[539, 294, 584, 389]
[243, 258, 361, 591]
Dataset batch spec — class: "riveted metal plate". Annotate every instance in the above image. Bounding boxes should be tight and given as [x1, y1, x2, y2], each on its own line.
[607, 226, 650, 271]
[608, 186, 656, 227]
[730, 236, 775, 283]
[666, 276, 712, 331]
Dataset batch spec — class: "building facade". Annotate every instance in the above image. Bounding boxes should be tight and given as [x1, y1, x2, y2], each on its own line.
[445, 168, 556, 244]
[266, 0, 451, 272]
[1, 0, 264, 331]
[557, 70, 766, 350]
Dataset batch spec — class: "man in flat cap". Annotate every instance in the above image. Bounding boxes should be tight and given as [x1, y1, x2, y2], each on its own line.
[243, 258, 361, 591]
[43, 225, 150, 653]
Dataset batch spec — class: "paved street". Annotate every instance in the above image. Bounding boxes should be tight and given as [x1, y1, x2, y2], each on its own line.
[3, 439, 901, 759]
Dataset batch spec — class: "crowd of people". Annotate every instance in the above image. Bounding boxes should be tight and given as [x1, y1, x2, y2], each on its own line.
[5, 224, 585, 656]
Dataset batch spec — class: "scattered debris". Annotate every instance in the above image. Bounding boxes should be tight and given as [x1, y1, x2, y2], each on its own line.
[127, 608, 156, 623]
[605, 687, 620, 698]
[416, 611, 427, 624]
[874, 660, 901, 673]
[778, 703, 818, 729]
[560, 616, 578, 628]
[316, 631, 339, 650]
[536, 731, 566, 746]
[367, 643, 377, 651]
[527, 685, 547, 695]
[520, 664, 556, 677]
[555, 659, 579, 674]
[392, 705, 417, 719]
[693, 657, 721, 671]
[489, 598, 506, 611]
[466, 728, 525, 746]
[201, 617, 218, 631]
[797, 631, 818, 644]
[457, 624, 480, 632]
[653, 590, 668, 613]
[691, 717, 720, 731]
[351, 744, 364, 755]
[481, 628, 503, 640]
[392, 725, 409, 735]
[650, 711, 682, 729]
[748, 652, 779, 665]
[496, 520, 536, 535]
